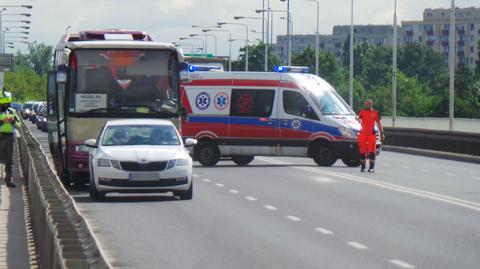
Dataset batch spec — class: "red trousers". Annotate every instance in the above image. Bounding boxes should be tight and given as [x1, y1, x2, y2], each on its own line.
[358, 133, 377, 155]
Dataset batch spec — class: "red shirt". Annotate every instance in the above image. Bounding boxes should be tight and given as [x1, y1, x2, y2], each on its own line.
[357, 109, 380, 135]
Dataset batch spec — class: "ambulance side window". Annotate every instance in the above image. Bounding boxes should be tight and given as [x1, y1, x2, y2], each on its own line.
[283, 91, 318, 120]
[230, 89, 275, 117]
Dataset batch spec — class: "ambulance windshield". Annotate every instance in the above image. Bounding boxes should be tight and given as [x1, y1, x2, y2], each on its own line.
[300, 75, 354, 116]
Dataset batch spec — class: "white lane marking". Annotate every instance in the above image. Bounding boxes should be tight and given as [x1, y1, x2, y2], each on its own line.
[420, 169, 430, 172]
[229, 189, 239, 194]
[383, 163, 392, 166]
[347, 241, 368, 250]
[286, 215, 301, 222]
[401, 166, 410, 169]
[245, 196, 257, 201]
[314, 227, 333, 235]
[215, 183, 225, 187]
[263, 205, 277, 211]
[0, 186, 11, 268]
[193, 174, 200, 178]
[389, 259, 415, 268]
[257, 157, 480, 213]
[202, 178, 211, 182]
[315, 177, 334, 183]
[445, 172, 455, 176]
[473, 176, 480, 180]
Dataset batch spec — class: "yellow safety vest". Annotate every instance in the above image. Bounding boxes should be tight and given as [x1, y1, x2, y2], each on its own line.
[0, 108, 20, 134]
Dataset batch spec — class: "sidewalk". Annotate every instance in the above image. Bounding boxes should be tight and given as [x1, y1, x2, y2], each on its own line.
[0, 147, 31, 268]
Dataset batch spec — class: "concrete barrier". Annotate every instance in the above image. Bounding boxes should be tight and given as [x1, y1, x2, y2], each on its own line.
[17, 123, 111, 269]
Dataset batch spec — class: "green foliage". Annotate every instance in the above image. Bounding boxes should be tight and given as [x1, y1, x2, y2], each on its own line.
[4, 42, 53, 102]
[232, 43, 281, 71]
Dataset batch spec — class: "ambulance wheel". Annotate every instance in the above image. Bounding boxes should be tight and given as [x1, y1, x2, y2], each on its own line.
[342, 157, 361, 167]
[232, 155, 254, 166]
[195, 141, 220, 167]
[312, 145, 337, 167]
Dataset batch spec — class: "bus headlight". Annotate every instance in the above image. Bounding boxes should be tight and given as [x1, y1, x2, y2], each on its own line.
[338, 126, 357, 139]
[75, 145, 89, 152]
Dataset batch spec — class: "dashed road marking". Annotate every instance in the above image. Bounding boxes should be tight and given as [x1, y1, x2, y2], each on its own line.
[202, 179, 211, 182]
[245, 196, 257, 201]
[314, 227, 333, 235]
[347, 241, 368, 250]
[389, 259, 415, 268]
[193, 174, 200, 178]
[263, 205, 277, 211]
[215, 183, 225, 187]
[229, 189, 239, 194]
[420, 169, 430, 172]
[286, 215, 301, 222]
[472, 176, 480, 180]
[401, 166, 410, 169]
[315, 177, 334, 183]
[383, 163, 392, 166]
[445, 172, 455, 176]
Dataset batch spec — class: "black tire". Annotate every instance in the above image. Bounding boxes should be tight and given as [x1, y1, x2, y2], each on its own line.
[175, 181, 193, 200]
[342, 157, 361, 167]
[89, 171, 106, 201]
[231, 155, 254, 166]
[312, 144, 337, 167]
[194, 141, 220, 167]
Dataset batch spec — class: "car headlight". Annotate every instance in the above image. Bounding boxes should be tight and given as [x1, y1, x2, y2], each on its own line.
[111, 160, 121, 170]
[166, 160, 176, 170]
[43, 118, 47, 122]
[97, 158, 111, 167]
[175, 158, 189, 166]
[338, 126, 357, 139]
[75, 145, 90, 152]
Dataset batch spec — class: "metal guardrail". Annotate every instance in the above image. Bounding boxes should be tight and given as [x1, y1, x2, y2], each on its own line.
[382, 117, 480, 134]
[17, 123, 111, 269]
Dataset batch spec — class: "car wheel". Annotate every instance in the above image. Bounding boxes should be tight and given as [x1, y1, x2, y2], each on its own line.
[232, 155, 254, 166]
[89, 171, 105, 201]
[175, 181, 193, 200]
[194, 141, 220, 167]
[312, 144, 337, 167]
[342, 157, 361, 167]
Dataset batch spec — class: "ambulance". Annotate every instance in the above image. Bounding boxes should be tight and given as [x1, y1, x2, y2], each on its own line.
[180, 66, 381, 167]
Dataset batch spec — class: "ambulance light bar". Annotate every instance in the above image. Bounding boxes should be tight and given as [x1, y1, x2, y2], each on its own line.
[188, 65, 223, 72]
[274, 66, 310, 73]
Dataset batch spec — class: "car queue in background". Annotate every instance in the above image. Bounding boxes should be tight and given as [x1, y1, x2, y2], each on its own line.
[35, 103, 48, 132]
[21, 101, 35, 119]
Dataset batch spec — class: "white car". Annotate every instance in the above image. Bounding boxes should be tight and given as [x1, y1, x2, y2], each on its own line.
[84, 119, 196, 201]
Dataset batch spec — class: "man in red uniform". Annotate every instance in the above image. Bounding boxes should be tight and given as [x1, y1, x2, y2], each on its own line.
[357, 99, 384, 172]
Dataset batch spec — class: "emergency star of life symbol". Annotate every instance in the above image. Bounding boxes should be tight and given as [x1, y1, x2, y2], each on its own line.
[214, 92, 229, 110]
[291, 119, 301, 129]
[195, 92, 210, 110]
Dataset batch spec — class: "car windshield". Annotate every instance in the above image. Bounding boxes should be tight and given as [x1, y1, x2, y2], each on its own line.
[102, 124, 181, 146]
[23, 103, 33, 109]
[298, 74, 354, 116]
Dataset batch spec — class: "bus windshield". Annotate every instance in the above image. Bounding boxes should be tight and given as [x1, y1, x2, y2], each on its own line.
[299, 74, 354, 116]
[68, 49, 178, 116]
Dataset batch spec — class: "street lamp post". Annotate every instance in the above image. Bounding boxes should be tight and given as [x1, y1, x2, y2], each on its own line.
[392, 0, 398, 127]
[234, 16, 269, 71]
[191, 33, 217, 56]
[179, 37, 205, 56]
[349, 0, 354, 108]
[449, 0, 455, 130]
[257, 8, 290, 65]
[218, 22, 249, 71]
[279, 0, 292, 65]
[204, 29, 233, 71]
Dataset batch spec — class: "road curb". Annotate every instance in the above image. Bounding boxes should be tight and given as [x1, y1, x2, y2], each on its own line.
[383, 145, 480, 164]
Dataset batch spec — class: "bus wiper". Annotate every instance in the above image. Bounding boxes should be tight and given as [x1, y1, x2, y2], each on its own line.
[83, 107, 127, 113]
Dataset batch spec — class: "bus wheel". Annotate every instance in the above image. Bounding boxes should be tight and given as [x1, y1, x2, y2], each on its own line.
[342, 157, 361, 167]
[312, 145, 337, 167]
[232, 155, 254, 166]
[194, 141, 220, 167]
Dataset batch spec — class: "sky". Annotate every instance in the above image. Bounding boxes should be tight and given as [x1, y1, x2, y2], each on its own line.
[2, 0, 479, 58]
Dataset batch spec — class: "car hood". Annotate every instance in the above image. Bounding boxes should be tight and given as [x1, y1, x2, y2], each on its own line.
[100, 145, 188, 162]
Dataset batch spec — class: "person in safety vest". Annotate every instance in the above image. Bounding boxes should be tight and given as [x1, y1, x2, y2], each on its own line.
[357, 99, 384, 172]
[0, 89, 20, 187]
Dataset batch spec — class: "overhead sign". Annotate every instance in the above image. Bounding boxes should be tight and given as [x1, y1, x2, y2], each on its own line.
[0, 54, 14, 71]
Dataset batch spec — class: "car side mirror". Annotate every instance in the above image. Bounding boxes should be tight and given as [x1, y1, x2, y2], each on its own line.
[84, 138, 97, 148]
[184, 138, 197, 147]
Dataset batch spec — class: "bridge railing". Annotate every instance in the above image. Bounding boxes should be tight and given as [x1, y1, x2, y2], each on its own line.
[382, 117, 480, 134]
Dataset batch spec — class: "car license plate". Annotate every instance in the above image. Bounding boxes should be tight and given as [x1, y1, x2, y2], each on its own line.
[129, 172, 159, 181]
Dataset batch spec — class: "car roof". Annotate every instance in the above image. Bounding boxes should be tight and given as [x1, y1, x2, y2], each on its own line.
[105, 119, 174, 127]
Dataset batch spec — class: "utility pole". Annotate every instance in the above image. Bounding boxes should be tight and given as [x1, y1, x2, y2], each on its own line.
[392, 0, 398, 127]
[349, 0, 354, 107]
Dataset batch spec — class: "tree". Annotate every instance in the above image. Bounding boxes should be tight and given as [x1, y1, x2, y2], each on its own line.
[232, 43, 281, 71]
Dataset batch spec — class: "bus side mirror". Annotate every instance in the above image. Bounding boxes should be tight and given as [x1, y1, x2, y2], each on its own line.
[56, 65, 69, 83]
[178, 62, 191, 83]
